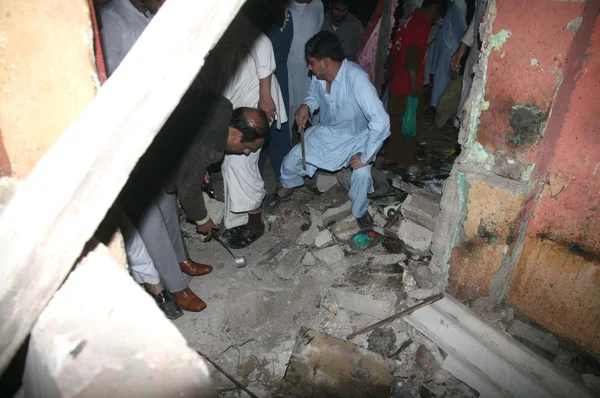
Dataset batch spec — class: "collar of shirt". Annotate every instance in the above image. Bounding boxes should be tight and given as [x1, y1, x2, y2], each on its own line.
[317, 59, 348, 93]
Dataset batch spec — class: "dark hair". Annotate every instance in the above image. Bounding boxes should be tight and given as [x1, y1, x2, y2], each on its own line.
[305, 31, 345, 62]
[229, 107, 269, 142]
[422, 0, 448, 16]
[330, 0, 350, 5]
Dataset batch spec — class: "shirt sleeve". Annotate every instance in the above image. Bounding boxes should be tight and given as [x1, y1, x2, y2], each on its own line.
[462, 17, 475, 47]
[352, 71, 391, 164]
[100, 12, 126, 76]
[249, 32, 276, 80]
[303, 76, 320, 114]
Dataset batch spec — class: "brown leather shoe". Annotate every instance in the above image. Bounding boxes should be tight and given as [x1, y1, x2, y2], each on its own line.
[179, 259, 213, 276]
[172, 288, 207, 312]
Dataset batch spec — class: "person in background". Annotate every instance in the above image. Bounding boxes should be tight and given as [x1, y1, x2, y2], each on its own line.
[263, 32, 390, 232]
[258, 0, 295, 185]
[321, 0, 364, 60]
[383, 0, 444, 167]
[451, 0, 488, 127]
[196, 12, 287, 249]
[428, 0, 467, 113]
[287, 0, 324, 125]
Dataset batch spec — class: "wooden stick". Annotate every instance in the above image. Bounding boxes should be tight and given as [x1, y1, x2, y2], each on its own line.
[300, 129, 306, 170]
[197, 351, 258, 398]
[346, 293, 444, 340]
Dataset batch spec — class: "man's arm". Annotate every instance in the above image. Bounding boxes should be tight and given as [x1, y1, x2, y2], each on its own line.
[249, 32, 277, 119]
[353, 71, 391, 165]
[404, 45, 423, 98]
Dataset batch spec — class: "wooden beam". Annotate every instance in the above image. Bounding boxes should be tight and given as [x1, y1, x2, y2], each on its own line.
[0, 0, 246, 373]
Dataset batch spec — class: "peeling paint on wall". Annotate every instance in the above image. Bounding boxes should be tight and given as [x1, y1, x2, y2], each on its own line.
[489, 29, 511, 51]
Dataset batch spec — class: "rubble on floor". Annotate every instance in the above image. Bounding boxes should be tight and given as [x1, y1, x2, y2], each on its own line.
[177, 169, 596, 398]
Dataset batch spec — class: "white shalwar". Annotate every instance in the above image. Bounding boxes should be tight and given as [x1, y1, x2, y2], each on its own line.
[99, 0, 150, 75]
[280, 60, 390, 218]
[199, 14, 287, 229]
[287, 0, 324, 121]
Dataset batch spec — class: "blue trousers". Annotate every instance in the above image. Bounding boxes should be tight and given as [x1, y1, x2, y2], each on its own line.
[279, 143, 373, 218]
[259, 121, 292, 184]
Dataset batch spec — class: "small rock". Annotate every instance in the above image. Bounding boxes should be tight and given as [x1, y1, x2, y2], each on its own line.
[507, 319, 559, 356]
[301, 251, 317, 266]
[367, 327, 396, 356]
[415, 344, 440, 377]
[407, 288, 437, 300]
[402, 268, 418, 291]
[322, 201, 353, 227]
[410, 262, 436, 289]
[315, 229, 334, 248]
[397, 219, 433, 256]
[330, 214, 360, 241]
[313, 245, 345, 266]
[370, 253, 408, 266]
[297, 223, 319, 246]
[502, 307, 515, 323]
[307, 186, 351, 227]
[328, 287, 397, 319]
[274, 246, 308, 280]
[400, 193, 440, 231]
[316, 172, 339, 192]
[373, 211, 387, 228]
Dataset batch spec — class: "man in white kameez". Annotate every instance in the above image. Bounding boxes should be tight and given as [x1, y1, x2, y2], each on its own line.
[287, 0, 324, 124]
[263, 32, 390, 231]
[197, 12, 287, 248]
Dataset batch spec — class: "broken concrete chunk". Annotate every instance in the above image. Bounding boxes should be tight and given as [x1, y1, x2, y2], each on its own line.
[296, 223, 319, 246]
[282, 328, 395, 398]
[507, 319, 559, 356]
[301, 251, 316, 266]
[328, 287, 396, 319]
[367, 327, 396, 357]
[313, 245, 344, 266]
[314, 229, 333, 248]
[271, 207, 311, 242]
[400, 193, 440, 231]
[416, 344, 441, 377]
[397, 219, 433, 256]
[389, 377, 425, 398]
[316, 172, 339, 192]
[369, 253, 408, 266]
[322, 201, 353, 227]
[329, 214, 360, 241]
[274, 245, 309, 280]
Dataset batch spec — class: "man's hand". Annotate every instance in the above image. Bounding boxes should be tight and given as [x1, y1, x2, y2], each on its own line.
[258, 94, 277, 121]
[349, 153, 366, 170]
[204, 171, 210, 184]
[451, 43, 469, 73]
[294, 104, 310, 133]
[196, 218, 216, 239]
[408, 69, 421, 98]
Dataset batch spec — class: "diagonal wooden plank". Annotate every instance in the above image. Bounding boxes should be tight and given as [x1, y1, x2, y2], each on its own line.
[0, 0, 245, 373]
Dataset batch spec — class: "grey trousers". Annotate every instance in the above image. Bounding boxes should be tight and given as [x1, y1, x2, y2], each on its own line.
[134, 190, 189, 292]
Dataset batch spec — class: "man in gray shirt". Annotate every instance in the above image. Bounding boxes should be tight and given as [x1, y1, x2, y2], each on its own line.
[321, 0, 364, 60]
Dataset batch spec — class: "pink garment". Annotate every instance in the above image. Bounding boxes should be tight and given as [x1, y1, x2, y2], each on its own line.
[357, 0, 398, 84]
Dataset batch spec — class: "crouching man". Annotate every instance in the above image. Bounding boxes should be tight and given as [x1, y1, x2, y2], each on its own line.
[263, 31, 390, 231]
[123, 90, 268, 315]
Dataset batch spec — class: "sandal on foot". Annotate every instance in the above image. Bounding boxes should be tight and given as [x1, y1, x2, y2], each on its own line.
[221, 225, 244, 239]
[225, 225, 264, 249]
[262, 188, 295, 213]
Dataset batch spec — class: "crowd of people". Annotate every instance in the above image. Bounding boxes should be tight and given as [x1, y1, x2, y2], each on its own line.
[97, 0, 485, 320]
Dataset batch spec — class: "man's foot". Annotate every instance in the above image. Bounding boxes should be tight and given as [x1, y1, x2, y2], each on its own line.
[225, 224, 264, 249]
[179, 259, 213, 276]
[172, 288, 207, 312]
[262, 187, 294, 213]
[149, 289, 183, 320]
[357, 212, 374, 232]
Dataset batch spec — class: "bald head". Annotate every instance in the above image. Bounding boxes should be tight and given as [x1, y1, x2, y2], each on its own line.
[226, 107, 269, 154]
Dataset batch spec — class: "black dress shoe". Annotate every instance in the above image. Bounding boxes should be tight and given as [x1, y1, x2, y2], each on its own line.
[153, 289, 183, 320]
[357, 212, 374, 232]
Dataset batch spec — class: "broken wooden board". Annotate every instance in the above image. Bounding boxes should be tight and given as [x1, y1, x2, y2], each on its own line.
[282, 327, 395, 397]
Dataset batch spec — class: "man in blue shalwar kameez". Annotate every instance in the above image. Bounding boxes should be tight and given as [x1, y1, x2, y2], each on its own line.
[263, 31, 390, 231]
